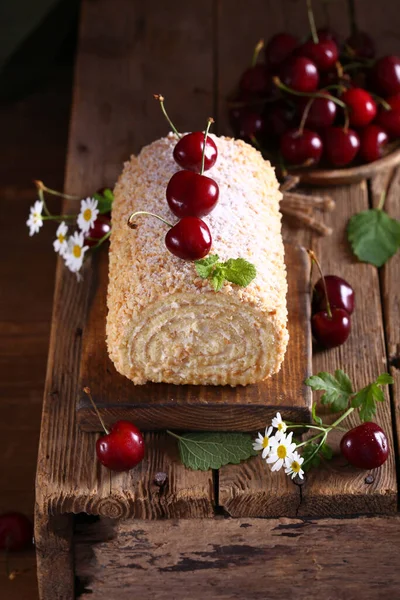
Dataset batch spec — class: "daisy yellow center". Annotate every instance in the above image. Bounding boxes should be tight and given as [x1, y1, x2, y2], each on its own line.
[83, 208, 92, 221]
[262, 437, 269, 449]
[58, 234, 66, 243]
[73, 244, 82, 258]
[277, 423, 284, 431]
[277, 445, 287, 459]
[291, 460, 301, 473]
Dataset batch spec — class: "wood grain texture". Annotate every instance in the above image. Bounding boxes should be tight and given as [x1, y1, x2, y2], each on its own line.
[76, 244, 312, 432]
[74, 516, 400, 599]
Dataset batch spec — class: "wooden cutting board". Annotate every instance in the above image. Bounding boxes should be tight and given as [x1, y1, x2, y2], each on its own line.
[76, 243, 312, 431]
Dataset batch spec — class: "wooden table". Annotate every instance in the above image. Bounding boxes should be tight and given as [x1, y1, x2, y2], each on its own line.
[35, 1, 400, 598]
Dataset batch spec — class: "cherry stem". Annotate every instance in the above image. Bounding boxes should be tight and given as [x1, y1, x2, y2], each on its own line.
[307, 249, 332, 318]
[127, 210, 173, 230]
[34, 180, 80, 201]
[306, 0, 319, 44]
[153, 94, 181, 138]
[83, 387, 109, 435]
[371, 93, 391, 111]
[377, 191, 386, 211]
[298, 97, 314, 134]
[200, 117, 214, 175]
[273, 77, 346, 108]
[251, 39, 264, 67]
[343, 106, 350, 133]
[90, 229, 112, 249]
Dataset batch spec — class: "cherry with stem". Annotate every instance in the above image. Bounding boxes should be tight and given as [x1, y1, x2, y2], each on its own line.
[154, 94, 181, 138]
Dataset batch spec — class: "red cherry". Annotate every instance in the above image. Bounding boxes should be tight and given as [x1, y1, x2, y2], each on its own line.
[342, 88, 377, 127]
[323, 127, 360, 167]
[317, 28, 340, 46]
[340, 422, 389, 469]
[371, 56, 400, 97]
[166, 170, 219, 218]
[345, 31, 376, 60]
[360, 125, 388, 163]
[165, 217, 212, 260]
[84, 215, 111, 247]
[265, 33, 298, 70]
[311, 307, 351, 348]
[237, 110, 265, 141]
[264, 101, 295, 137]
[376, 95, 400, 139]
[297, 94, 337, 129]
[0, 512, 33, 551]
[279, 56, 319, 93]
[312, 275, 355, 315]
[173, 132, 217, 172]
[240, 64, 271, 97]
[96, 420, 145, 472]
[280, 128, 323, 166]
[298, 39, 339, 72]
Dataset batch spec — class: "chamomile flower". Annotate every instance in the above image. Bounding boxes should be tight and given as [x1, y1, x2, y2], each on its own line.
[253, 426, 274, 459]
[77, 197, 99, 233]
[285, 451, 305, 480]
[64, 231, 88, 273]
[26, 200, 44, 236]
[271, 412, 287, 434]
[53, 222, 69, 256]
[266, 431, 296, 472]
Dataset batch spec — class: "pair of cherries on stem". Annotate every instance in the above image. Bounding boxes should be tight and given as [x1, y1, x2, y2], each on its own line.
[308, 250, 355, 349]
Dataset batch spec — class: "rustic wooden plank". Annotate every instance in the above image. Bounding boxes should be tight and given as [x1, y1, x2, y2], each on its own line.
[76, 244, 312, 432]
[74, 516, 400, 599]
[35, 2, 217, 596]
[353, 0, 400, 56]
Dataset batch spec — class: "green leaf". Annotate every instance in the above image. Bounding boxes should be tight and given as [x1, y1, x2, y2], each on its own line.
[175, 432, 257, 471]
[195, 254, 220, 279]
[93, 188, 114, 214]
[223, 258, 257, 287]
[376, 373, 394, 385]
[305, 370, 353, 412]
[348, 208, 400, 268]
[311, 402, 323, 426]
[211, 267, 226, 292]
[320, 442, 333, 460]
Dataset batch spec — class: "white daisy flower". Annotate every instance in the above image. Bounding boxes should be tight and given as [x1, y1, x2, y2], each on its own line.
[271, 412, 287, 434]
[266, 431, 296, 472]
[77, 197, 99, 233]
[64, 231, 89, 273]
[26, 200, 44, 236]
[253, 426, 274, 459]
[285, 451, 305, 480]
[53, 222, 69, 256]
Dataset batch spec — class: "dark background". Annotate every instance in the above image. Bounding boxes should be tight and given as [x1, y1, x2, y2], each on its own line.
[1, 2, 80, 597]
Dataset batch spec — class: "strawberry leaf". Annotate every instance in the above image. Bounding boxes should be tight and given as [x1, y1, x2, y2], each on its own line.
[348, 208, 400, 268]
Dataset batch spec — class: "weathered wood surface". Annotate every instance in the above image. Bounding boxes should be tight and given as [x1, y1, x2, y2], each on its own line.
[77, 244, 312, 432]
[74, 516, 400, 599]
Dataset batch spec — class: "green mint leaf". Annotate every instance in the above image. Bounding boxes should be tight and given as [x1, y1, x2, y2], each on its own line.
[375, 373, 394, 385]
[320, 442, 333, 460]
[176, 432, 257, 471]
[311, 402, 323, 426]
[348, 208, 400, 268]
[223, 258, 257, 287]
[305, 370, 353, 412]
[351, 373, 391, 422]
[211, 267, 226, 292]
[195, 254, 220, 279]
[93, 188, 114, 214]
[301, 442, 321, 472]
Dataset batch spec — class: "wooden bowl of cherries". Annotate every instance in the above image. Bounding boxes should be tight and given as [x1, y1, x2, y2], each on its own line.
[229, 22, 400, 185]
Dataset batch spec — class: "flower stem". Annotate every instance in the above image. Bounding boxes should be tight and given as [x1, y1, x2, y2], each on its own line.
[127, 210, 174, 229]
[154, 94, 181, 138]
[306, 0, 319, 44]
[83, 387, 109, 434]
[251, 39, 264, 67]
[302, 432, 327, 467]
[307, 249, 332, 318]
[327, 407, 355, 431]
[201, 117, 214, 175]
[273, 77, 346, 108]
[34, 180, 80, 200]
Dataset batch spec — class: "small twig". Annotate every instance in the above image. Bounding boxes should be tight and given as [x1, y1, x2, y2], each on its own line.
[280, 205, 333, 236]
[282, 192, 335, 212]
[279, 175, 300, 193]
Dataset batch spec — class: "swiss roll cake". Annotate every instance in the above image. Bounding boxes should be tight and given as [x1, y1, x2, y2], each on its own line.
[106, 134, 288, 386]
